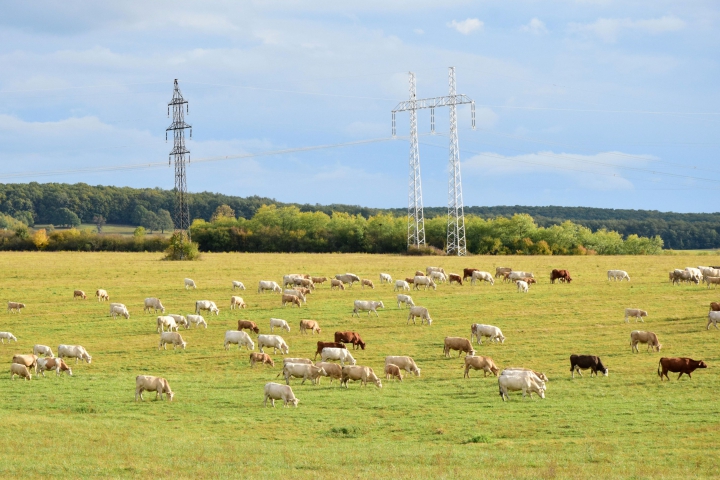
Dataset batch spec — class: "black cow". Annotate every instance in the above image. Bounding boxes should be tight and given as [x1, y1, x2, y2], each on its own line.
[570, 355, 608, 378]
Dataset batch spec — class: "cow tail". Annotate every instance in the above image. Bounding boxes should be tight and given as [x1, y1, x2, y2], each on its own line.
[657, 359, 662, 378]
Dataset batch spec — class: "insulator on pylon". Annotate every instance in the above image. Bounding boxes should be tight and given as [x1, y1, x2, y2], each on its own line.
[189, 129, 192, 139]
[186, 104, 189, 114]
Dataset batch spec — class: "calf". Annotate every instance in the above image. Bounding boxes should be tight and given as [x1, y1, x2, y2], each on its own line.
[330, 279, 345, 290]
[448, 273, 463, 285]
[249, 352, 274, 367]
[281, 294, 301, 308]
[384, 364, 403, 382]
[361, 279, 375, 289]
[10, 363, 31, 380]
[658, 357, 707, 381]
[314, 341, 346, 360]
[569, 355, 608, 378]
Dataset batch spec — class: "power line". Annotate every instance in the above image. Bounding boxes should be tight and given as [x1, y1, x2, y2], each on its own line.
[474, 104, 720, 116]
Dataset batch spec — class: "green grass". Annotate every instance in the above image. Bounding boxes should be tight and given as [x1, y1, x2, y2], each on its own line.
[1, 252, 719, 479]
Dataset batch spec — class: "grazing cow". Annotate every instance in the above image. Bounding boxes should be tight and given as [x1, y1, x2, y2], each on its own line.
[706, 276, 720, 288]
[237, 320, 260, 334]
[707, 311, 720, 330]
[293, 277, 314, 290]
[608, 270, 630, 281]
[471, 324, 505, 344]
[0, 332, 18, 344]
[330, 279, 345, 290]
[407, 306, 432, 325]
[283, 274, 302, 288]
[135, 375, 174, 402]
[232, 281, 246, 290]
[314, 362, 343, 385]
[187, 314, 207, 329]
[463, 268, 479, 281]
[58, 345, 92, 364]
[249, 352, 274, 367]
[509, 271, 534, 282]
[284, 289, 306, 304]
[516, 281, 529, 293]
[624, 308, 648, 323]
[311, 276, 328, 286]
[282, 294, 301, 308]
[414, 270, 425, 277]
[394, 280, 410, 291]
[73, 290, 86, 300]
[156, 316, 178, 333]
[282, 363, 326, 385]
[335, 273, 360, 287]
[405, 277, 415, 284]
[257, 335, 290, 355]
[269, 318, 291, 333]
[448, 273, 463, 285]
[519, 277, 536, 285]
[184, 278, 197, 290]
[498, 373, 545, 401]
[503, 368, 549, 383]
[385, 356, 420, 377]
[110, 305, 130, 320]
[32, 344, 52, 357]
[426, 266, 446, 276]
[314, 342, 346, 360]
[12, 354, 38, 373]
[10, 363, 31, 381]
[229, 296, 246, 310]
[413, 276, 436, 291]
[334, 331, 366, 350]
[159, 332, 187, 350]
[443, 337, 475, 357]
[95, 289, 109, 302]
[361, 279, 375, 289]
[709, 302, 720, 312]
[495, 267, 512, 278]
[396, 294, 415, 308]
[37, 357, 72, 377]
[321, 347, 356, 366]
[464, 355, 500, 378]
[570, 355, 608, 378]
[264, 382, 299, 407]
[224, 330, 255, 351]
[144, 297, 165, 314]
[630, 330, 661, 353]
[384, 364, 403, 382]
[471, 271, 494, 286]
[167, 314, 188, 329]
[299, 319, 321, 335]
[550, 269, 572, 284]
[670, 269, 698, 285]
[282, 358, 312, 366]
[7, 302, 25, 313]
[429, 271, 447, 284]
[341, 365, 382, 389]
[258, 280, 282, 293]
[658, 357, 708, 381]
[379, 273, 392, 284]
[294, 286, 311, 297]
[352, 300, 384, 317]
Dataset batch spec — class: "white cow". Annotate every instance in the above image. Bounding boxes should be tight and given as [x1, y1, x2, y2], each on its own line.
[232, 281, 246, 290]
[167, 314, 189, 329]
[426, 266, 446, 276]
[707, 311, 720, 330]
[320, 347, 356, 366]
[352, 300, 385, 317]
[230, 296, 247, 310]
[380, 273, 392, 284]
[498, 372, 546, 401]
[471, 271, 494, 286]
[429, 271, 447, 283]
[396, 294, 415, 308]
[284, 289, 306, 304]
[224, 330, 255, 350]
[257, 335, 290, 355]
[269, 318, 291, 333]
[195, 300, 220, 316]
[187, 314, 207, 328]
[516, 281, 529, 293]
[608, 270, 630, 281]
[184, 278, 197, 290]
[413, 276, 437, 291]
[407, 306, 432, 325]
[32, 344, 53, 357]
[156, 316, 178, 333]
[37, 357, 73, 377]
[258, 280, 282, 293]
[0, 332, 18, 344]
[624, 308, 648, 323]
[58, 344, 92, 364]
[394, 280, 410, 292]
[135, 375, 174, 401]
[282, 363, 326, 385]
[384, 356, 421, 376]
[110, 305, 130, 319]
[264, 382, 298, 407]
[159, 332, 187, 350]
[283, 274, 302, 288]
[144, 297, 165, 314]
[471, 324, 505, 344]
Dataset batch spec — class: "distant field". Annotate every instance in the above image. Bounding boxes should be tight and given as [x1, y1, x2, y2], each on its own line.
[33, 224, 170, 237]
[0, 252, 719, 478]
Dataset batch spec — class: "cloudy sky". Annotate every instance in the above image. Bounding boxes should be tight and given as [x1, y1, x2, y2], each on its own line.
[1, 1, 718, 212]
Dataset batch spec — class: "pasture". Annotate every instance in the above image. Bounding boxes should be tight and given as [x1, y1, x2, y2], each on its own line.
[1, 252, 719, 479]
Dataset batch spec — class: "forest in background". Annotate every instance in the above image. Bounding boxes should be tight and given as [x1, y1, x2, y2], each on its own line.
[0, 182, 713, 250]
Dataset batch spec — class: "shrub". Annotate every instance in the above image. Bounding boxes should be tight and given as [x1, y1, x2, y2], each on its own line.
[163, 232, 200, 261]
[406, 245, 446, 256]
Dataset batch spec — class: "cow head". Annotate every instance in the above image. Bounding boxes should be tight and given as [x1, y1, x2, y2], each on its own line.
[252, 326, 260, 334]
[267, 358, 275, 367]
[289, 397, 299, 407]
[498, 334, 506, 344]
[181, 342, 187, 350]
[212, 307, 220, 316]
[84, 354, 92, 364]
[358, 341, 366, 350]
[281, 344, 289, 354]
[413, 367, 421, 377]
[468, 349, 476, 356]
[697, 360, 708, 369]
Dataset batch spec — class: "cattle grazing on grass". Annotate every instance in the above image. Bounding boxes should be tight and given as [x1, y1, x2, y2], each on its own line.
[184, 278, 197, 290]
[0, 332, 18, 344]
[135, 375, 174, 401]
[630, 330, 661, 353]
[463, 268, 479, 281]
[443, 337, 475, 357]
[471, 271, 494, 286]
[334, 331, 366, 350]
[258, 281, 282, 293]
[396, 294, 415, 308]
[281, 294, 301, 308]
[257, 335, 289, 355]
[7, 302, 25, 313]
[385, 356, 420, 377]
[73, 290, 86, 300]
[314, 362, 342, 385]
[230, 296, 247, 310]
[352, 300, 384, 317]
[311, 277, 328, 286]
[10, 363, 31, 381]
[516, 280, 529, 293]
[608, 270, 630, 281]
[448, 273, 463, 285]
[224, 330, 255, 351]
[144, 297, 165, 314]
[299, 319, 321, 335]
[187, 314, 207, 329]
[413, 276, 436, 291]
[156, 316, 178, 333]
[32, 344, 52, 357]
[264, 382, 298, 407]
[159, 332, 187, 350]
[464, 355, 499, 378]
[407, 306, 432, 325]
[495, 267, 512, 278]
[625, 308, 648, 323]
[232, 281, 246, 290]
[282, 363, 326, 385]
[361, 279, 375, 289]
[250, 352, 274, 367]
[379, 273, 392, 284]
[37, 357, 72, 377]
[498, 372, 545, 401]
[384, 364, 403, 381]
[341, 365, 382, 389]
[335, 273, 360, 287]
[12, 354, 38, 373]
[269, 318, 291, 333]
[394, 280, 410, 291]
[314, 341, 346, 360]
[570, 355, 608, 378]
[237, 320, 260, 334]
[707, 311, 720, 330]
[471, 324, 505, 344]
[95, 289, 109, 302]
[330, 279, 345, 290]
[58, 345, 92, 363]
[658, 357, 707, 381]
[550, 269, 572, 284]
[320, 347, 356, 366]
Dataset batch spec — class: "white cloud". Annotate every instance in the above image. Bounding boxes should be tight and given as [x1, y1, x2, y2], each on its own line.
[521, 18, 548, 35]
[569, 16, 686, 43]
[447, 18, 483, 35]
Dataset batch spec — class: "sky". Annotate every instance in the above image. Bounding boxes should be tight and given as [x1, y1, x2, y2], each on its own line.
[1, 1, 718, 212]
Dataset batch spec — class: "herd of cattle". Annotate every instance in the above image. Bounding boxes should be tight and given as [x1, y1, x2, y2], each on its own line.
[2, 264, 713, 405]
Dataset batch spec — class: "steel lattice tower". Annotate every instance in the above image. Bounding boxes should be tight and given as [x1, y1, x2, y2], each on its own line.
[406, 72, 426, 248]
[446, 67, 466, 256]
[166, 79, 192, 235]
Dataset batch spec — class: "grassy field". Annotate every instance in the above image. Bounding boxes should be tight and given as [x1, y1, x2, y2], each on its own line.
[1, 252, 719, 479]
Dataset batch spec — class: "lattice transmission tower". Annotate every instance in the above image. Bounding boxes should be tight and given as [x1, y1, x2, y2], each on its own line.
[166, 79, 192, 236]
[392, 67, 475, 255]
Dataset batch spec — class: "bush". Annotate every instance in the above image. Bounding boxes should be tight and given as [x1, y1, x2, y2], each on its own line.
[163, 232, 200, 261]
[406, 245, 446, 256]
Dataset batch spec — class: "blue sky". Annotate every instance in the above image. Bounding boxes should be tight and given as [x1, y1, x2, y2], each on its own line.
[1, 1, 718, 212]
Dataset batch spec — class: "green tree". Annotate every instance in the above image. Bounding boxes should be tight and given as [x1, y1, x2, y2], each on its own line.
[210, 204, 236, 222]
[133, 226, 146, 237]
[157, 209, 174, 233]
[53, 208, 81, 228]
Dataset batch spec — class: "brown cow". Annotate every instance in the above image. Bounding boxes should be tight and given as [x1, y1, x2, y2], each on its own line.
[550, 269, 573, 284]
[384, 364, 403, 381]
[299, 319, 321, 335]
[464, 355, 499, 378]
[448, 273, 463, 286]
[444, 337, 475, 357]
[414, 271, 425, 277]
[710, 302, 720, 312]
[73, 290, 86, 300]
[237, 320, 260, 334]
[12, 354, 38, 374]
[405, 277, 415, 284]
[334, 331, 366, 350]
[520, 277, 536, 285]
[311, 276, 328, 286]
[463, 268, 479, 281]
[249, 352, 274, 367]
[314, 341, 346, 360]
[281, 294, 301, 308]
[658, 357, 707, 381]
